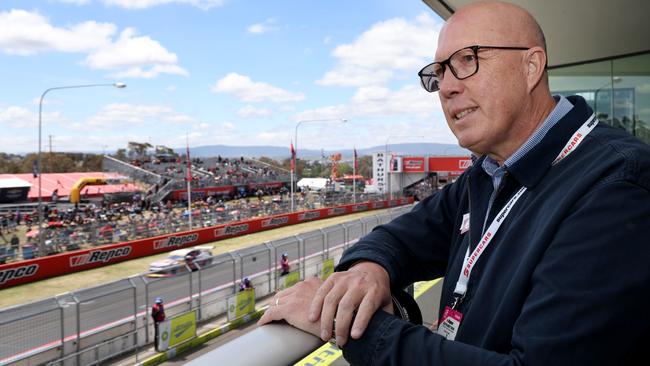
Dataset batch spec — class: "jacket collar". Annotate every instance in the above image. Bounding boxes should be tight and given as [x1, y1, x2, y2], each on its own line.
[506, 96, 593, 188]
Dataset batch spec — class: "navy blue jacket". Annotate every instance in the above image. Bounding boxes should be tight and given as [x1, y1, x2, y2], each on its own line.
[337, 96, 650, 365]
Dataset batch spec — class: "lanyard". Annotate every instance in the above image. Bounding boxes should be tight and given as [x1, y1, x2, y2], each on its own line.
[452, 114, 598, 303]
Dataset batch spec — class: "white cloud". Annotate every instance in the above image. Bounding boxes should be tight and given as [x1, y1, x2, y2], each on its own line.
[87, 103, 195, 127]
[318, 12, 440, 87]
[294, 84, 440, 121]
[0, 9, 115, 55]
[237, 105, 272, 118]
[0, 106, 35, 128]
[212, 73, 305, 103]
[84, 28, 188, 78]
[221, 122, 235, 131]
[0, 10, 186, 79]
[165, 85, 177, 92]
[58, 0, 92, 4]
[247, 18, 278, 34]
[101, 0, 225, 10]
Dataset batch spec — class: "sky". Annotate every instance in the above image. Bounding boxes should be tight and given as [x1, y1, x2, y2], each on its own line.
[0, 0, 455, 154]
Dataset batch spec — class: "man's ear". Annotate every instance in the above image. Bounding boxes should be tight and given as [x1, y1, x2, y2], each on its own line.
[525, 47, 547, 92]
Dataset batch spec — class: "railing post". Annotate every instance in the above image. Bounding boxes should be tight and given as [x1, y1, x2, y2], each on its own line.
[142, 275, 151, 344]
[72, 294, 81, 366]
[294, 235, 305, 279]
[127, 276, 139, 354]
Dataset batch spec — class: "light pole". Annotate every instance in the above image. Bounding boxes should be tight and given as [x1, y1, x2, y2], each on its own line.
[384, 135, 425, 199]
[37, 82, 126, 255]
[291, 118, 347, 211]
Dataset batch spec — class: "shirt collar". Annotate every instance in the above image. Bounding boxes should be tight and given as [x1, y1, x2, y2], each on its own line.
[481, 95, 574, 177]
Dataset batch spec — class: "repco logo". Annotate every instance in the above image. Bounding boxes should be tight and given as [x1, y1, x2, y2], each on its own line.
[0, 264, 39, 285]
[353, 204, 368, 212]
[298, 212, 321, 221]
[327, 207, 346, 216]
[261, 216, 289, 228]
[70, 247, 132, 267]
[153, 234, 199, 250]
[215, 224, 249, 237]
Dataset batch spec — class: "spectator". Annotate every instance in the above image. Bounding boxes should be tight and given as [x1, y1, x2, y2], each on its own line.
[239, 277, 253, 292]
[280, 253, 290, 276]
[151, 297, 166, 351]
[10, 234, 19, 251]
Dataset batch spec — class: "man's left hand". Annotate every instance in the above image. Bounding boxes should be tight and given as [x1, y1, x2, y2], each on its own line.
[257, 276, 323, 338]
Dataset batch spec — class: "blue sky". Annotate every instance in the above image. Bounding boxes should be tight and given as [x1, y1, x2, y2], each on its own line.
[0, 0, 454, 154]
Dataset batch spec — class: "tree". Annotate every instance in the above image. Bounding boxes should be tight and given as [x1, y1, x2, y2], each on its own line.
[127, 141, 153, 159]
[115, 148, 127, 161]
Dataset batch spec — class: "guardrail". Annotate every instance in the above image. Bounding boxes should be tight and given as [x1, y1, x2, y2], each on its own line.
[0, 205, 413, 366]
[185, 278, 444, 366]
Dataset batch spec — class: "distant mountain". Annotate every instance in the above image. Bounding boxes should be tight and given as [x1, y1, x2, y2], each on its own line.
[177, 143, 468, 160]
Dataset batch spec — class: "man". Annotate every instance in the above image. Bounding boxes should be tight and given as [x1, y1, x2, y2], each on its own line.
[259, 2, 650, 365]
[151, 297, 166, 351]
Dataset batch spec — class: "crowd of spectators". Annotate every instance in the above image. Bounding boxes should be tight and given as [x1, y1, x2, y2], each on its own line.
[137, 155, 289, 189]
[0, 186, 381, 263]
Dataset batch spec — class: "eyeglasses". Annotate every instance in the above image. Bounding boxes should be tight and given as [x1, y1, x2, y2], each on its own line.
[418, 45, 530, 92]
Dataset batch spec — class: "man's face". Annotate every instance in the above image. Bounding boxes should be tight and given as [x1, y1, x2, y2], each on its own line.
[435, 14, 529, 158]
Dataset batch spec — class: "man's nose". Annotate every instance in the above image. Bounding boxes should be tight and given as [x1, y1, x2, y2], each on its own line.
[438, 67, 463, 98]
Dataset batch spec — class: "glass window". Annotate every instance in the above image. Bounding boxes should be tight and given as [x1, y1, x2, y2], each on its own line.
[613, 53, 650, 145]
[548, 52, 650, 145]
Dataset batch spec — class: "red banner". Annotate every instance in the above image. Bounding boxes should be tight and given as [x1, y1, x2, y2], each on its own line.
[428, 156, 472, 175]
[402, 157, 426, 173]
[0, 198, 414, 289]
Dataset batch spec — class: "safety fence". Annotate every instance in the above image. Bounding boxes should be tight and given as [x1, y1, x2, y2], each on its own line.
[0, 204, 413, 366]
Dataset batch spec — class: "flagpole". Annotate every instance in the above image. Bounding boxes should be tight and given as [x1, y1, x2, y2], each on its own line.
[186, 134, 192, 231]
[353, 147, 357, 204]
[290, 140, 295, 212]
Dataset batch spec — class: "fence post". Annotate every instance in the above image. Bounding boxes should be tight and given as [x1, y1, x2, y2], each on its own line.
[227, 252, 239, 293]
[71, 294, 81, 366]
[55, 293, 67, 363]
[197, 265, 203, 321]
[294, 235, 305, 279]
[127, 276, 139, 356]
[319, 228, 329, 259]
[142, 275, 151, 344]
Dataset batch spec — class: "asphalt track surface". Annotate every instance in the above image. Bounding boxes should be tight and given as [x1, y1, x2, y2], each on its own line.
[0, 209, 394, 364]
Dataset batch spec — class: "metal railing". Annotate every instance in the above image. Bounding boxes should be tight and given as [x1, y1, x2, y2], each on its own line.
[0, 205, 413, 366]
[102, 155, 162, 185]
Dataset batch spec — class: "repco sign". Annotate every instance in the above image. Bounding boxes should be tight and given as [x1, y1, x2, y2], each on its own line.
[215, 224, 250, 237]
[153, 233, 199, 250]
[327, 207, 346, 216]
[261, 216, 289, 228]
[298, 212, 321, 221]
[0, 264, 39, 285]
[69, 247, 132, 267]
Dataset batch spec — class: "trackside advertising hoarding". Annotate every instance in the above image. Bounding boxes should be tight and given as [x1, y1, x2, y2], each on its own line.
[402, 157, 426, 173]
[0, 198, 413, 289]
[428, 156, 472, 175]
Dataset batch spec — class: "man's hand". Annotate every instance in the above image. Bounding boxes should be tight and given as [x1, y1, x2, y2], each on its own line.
[308, 261, 393, 347]
[257, 276, 323, 338]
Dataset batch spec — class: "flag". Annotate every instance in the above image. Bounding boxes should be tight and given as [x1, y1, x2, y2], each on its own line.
[186, 142, 192, 182]
[290, 142, 296, 171]
[353, 147, 358, 173]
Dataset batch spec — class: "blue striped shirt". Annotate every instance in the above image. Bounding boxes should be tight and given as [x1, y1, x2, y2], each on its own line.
[482, 95, 574, 190]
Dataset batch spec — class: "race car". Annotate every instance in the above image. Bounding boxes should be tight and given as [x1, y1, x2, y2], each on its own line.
[148, 246, 214, 276]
